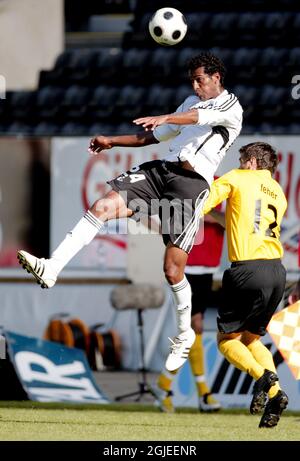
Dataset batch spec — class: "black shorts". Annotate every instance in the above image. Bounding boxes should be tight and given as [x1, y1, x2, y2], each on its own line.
[185, 273, 214, 316]
[218, 259, 286, 336]
[108, 160, 209, 253]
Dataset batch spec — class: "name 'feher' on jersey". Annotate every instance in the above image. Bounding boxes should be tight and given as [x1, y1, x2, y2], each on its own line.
[203, 169, 288, 261]
[153, 90, 243, 185]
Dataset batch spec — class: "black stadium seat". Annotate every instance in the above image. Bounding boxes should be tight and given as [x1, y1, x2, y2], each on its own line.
[60, 85, 90, 119]
[87, 85, 119, 120]
[114, 85, 146, 119]
[122, 48, 151, 82]
[143, 84, 173, 115]
[36, 86, 65, 120]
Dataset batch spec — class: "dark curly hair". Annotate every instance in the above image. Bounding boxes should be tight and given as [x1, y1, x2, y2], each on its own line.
[188, 53, 226, 86]
[239, 142, 279, 174]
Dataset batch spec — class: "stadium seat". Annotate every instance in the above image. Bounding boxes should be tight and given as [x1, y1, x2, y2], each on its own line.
[184, 12, 212, 45]
[60, 85, 90, 119]
[9, 91, 37, 122]
[287, 123, 300, 134]
[258, 47, 288, 82]
[143, 84, 173, 115]
[258, 85, 287, 122]
[236, 12, 264, 44]
[172, 85, 194, 109]
[33, 122, 60, 136]
[122, 48, 151, 83]
[288, 47, 300, 68]
[291, 13, 300, 41]
[148, 48, 177, 84]
[231, 48, 259, 82]
[87, 85, 119, 120]
[6, 122, 34, 135]
[65, 49, 98, 84]
[263, 12, 291, 43]
[232, 85, 257, 119]
[114, 85, 146, 119]
[59, 122, 88, 136]
[88, 122, 117, 136]
[92, 48, 123, 84]
[174, 47, 204, 83]
[209, 13, 238, 44]
[36, 86, 65, 120]
[115, 122, 137, 135]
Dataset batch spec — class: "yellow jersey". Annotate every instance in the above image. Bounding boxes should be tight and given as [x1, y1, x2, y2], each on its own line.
[203, 169, 287, 262]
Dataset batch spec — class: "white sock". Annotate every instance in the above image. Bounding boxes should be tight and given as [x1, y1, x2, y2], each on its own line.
[49, 210, 104, 274]
[169, 275, 192, 336]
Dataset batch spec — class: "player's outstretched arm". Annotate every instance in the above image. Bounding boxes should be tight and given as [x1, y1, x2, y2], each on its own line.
[88, 131, 158, 154]
[133, 109, 198, 131]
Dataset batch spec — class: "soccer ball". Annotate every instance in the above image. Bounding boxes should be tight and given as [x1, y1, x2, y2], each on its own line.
[148, 7, 187, 46]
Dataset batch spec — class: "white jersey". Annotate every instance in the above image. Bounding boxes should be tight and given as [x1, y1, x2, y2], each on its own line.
[153, 89, 243, 185]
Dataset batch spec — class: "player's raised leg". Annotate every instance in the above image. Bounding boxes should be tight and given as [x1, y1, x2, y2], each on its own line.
[18, 190, 132, 288]
[163, 243, 196, 371]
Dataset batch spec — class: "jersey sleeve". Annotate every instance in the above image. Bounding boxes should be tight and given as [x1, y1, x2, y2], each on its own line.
[203, 171, 236, 214]
[153, 95, 198, 142]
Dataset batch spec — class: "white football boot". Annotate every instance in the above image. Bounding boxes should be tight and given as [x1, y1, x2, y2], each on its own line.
[165, 328, 196, 372]
[17, 250, 57, 289]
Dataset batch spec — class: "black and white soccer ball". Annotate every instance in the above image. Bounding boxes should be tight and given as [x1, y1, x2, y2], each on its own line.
[148, 7, 187, 46]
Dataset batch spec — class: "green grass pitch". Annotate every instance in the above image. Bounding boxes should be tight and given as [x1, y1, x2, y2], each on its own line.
[0, 401, 299, 441]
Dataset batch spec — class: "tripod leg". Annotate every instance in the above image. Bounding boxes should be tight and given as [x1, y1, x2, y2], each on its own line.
[115, 310, 157, 402]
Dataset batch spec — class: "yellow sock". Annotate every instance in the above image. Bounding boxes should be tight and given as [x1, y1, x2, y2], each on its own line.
[189, 334, 210, 396]
[219, 339, 265, 380]
[157, 370, 177, 392]
[195, 376, 210, 396]
[247, 340, 281, 398]
[189, 334, 204, 375]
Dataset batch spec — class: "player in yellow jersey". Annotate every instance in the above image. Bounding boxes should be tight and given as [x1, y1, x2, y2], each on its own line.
[203, 141, 288, 428]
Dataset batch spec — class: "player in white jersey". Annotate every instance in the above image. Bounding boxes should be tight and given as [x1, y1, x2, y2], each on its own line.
[18, 53, 243, 372]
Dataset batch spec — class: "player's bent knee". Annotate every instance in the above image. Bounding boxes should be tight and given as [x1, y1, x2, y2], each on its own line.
[164, 263, 184, 285]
